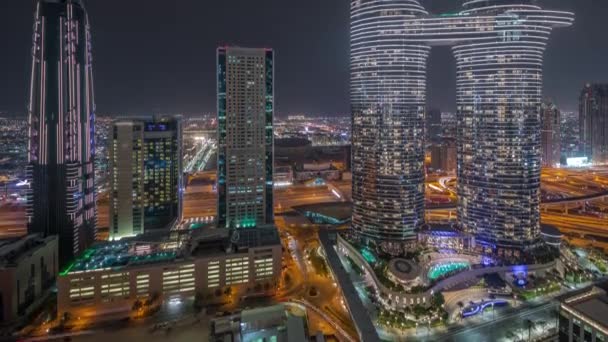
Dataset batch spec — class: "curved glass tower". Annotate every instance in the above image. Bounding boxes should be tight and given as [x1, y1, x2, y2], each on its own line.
[349, 0, 573, 253]
[27, 0, 96, 266]
[350, 0, 429, 247]
[453, 0, 573, 250]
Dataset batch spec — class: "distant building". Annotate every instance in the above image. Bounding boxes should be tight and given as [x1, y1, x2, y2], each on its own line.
[0, 235, 57, 324]
[26, 0, 97, 267]
[426, 108, 442, 143]
[295, 162, 341, 182]
[558, 283, 608, 342]
[274, 166, 294, 187]
[110, 116, 183, 240]
[579, 84, 608, 163]
[57, 228, 281, 321]
[541, 102, 562, 167]
[217, 47, 274, 229]
[429, 142, 457, 173]
[210, 304, 311, 342]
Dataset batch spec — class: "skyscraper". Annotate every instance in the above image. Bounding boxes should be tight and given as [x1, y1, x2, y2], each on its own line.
[110, 120, 144, 240]
[349, 0, 573, 252]
[26, 0, 96, 266]
[579, 84, 608, 164]
[217, 47, 274, 229]
[350, 0, 428, 247]
[109, 116, 183, 240]
[541, 101, 562, 167]
[453, 1, 573, 251]
[427, 108, 443, 143]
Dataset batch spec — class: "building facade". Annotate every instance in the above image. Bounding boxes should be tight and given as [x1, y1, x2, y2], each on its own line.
[452, 1, 573, 252]
[57, 229, 281, 320]
[110, 117, 183, 240]
[349, 0, 573, 252]
[579, 84, 608, 164]
[350, 0, 428, 246]
[558, 284, 608, 342]
[427, 108, 443, 143]
[26, 0, 97, 267]
[0, 235, 58, 324]
[429, 142, 457, 173]
[217, 47, 274, 229]
[541, 102, 562, 167]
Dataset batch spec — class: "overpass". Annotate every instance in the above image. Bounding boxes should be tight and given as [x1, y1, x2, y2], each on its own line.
[425, 191, 608, 213]
[318, 230, 381, 342]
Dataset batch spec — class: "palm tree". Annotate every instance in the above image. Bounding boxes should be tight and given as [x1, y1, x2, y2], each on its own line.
[525, 319, 535, 341]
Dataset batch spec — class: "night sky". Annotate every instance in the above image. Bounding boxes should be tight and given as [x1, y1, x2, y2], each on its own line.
[0, 0, 606, 116]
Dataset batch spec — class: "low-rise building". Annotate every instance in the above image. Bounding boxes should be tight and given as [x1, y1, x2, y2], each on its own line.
[57, 228, 281, 321]
[0, 234, 57, 325]
[274, 166, 294, 187]
[210, 304, 311, 342]
[558, 282, 608, 342]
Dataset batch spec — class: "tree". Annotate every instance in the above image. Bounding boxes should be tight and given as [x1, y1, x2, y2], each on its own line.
[525, 319, 535, 341]
[431, 293, 445, 308]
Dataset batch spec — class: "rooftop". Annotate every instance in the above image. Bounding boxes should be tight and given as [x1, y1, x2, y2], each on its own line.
[61, 227, 281, 275]
[60, 242, 179, 276]
[561, 282, 608, 332]
[0, 234, 56, 267]
[293, 202, 352, 222]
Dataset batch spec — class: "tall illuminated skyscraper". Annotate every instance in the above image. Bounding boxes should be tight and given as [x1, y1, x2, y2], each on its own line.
[350, 0, 428, 247]
[453, 0, 573, 251]
[541, 101, 562, 167]
[26, 0, 96, 266]
[109, 116, 183, 240]
[349, 0, 573, 252]
[217, 47, 274, 229]
[579, 84, 608, 164]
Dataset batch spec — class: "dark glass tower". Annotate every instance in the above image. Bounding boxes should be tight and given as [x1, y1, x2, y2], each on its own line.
[26, 0, 96, 266]
[579, 84, 608, 164]
[541, 102, 561, 167]
[217, 47, 274, 229]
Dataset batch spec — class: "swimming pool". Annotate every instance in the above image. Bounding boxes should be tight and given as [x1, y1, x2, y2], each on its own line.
[427, 261, 470, 281]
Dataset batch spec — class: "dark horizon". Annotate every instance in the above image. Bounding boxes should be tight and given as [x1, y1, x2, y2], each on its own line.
[0, 0, 606, 116]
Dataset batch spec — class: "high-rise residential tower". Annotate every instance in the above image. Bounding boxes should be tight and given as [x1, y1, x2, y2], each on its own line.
[452, 1, 573, 251]
[349, 0, 573, 252]
[217, 47, 274, 229]
[579, 84, 608, 164]
[109, 116, 183, 240]
[541, 102, 562, 167]
[350, 0, 428, 247]
[26, 0, 96, 266]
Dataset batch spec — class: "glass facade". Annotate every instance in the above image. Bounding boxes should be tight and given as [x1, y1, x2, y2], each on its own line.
[579, 84, 608, 164]
[143, 118, 183, 230]
[217, 47, 274, 229]
[350, 0, 429, 245]
[27, 0, 97, 266]
[350, 0, 573, 251]
[110, 117, 182, 237]
[541, 102, 561, 167]
[453, 1, 573, 250]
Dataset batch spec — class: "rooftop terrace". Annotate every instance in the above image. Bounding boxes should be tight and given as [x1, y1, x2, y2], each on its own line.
[60, 242, 178, 276]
